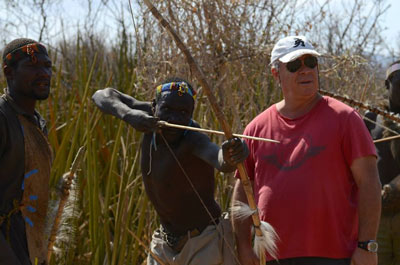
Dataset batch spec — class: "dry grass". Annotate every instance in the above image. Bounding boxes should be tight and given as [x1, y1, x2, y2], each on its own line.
[0, 1, 390, 264]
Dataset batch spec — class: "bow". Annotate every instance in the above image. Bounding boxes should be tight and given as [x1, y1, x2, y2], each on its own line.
[142, 0, 277, 263]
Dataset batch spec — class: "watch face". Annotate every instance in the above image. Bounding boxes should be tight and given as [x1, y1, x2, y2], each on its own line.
[367, 242, 378, 252]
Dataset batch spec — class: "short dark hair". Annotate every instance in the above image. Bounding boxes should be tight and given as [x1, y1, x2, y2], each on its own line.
[2, 38, 39, 68]
[155, 77, 196, 103]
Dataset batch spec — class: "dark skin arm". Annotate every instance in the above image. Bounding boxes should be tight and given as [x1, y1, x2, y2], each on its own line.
[93, 88, 249, 171]
[0, 113, 7, 157]
[382, 139, 400, 201]
[350, 156, 381, 265]
[0, 233, 21, 265]
[0, 114, 21, 264]
[190, 133, 249, 172]
[92, 88, 159, 132]
[390, 138, 400, 165]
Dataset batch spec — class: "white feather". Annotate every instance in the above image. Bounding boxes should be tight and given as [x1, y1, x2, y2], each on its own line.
[231, 201, 279, 259]
[254, 221, 279, 260]
[230, 201, 257, 220]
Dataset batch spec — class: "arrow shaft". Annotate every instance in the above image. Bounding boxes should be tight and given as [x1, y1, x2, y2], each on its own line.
[158, 121, 280, 143]
[373, 134, 400, 143]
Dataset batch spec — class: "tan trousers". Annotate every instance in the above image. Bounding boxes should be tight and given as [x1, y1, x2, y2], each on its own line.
[147, 216, 237, 265]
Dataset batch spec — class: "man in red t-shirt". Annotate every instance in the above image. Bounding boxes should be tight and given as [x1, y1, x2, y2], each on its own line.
[232, 36, 381, 265]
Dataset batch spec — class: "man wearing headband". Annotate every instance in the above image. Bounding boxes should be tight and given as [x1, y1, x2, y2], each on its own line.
[364, 60, 400, 265]
[233, 36, 381, 265]
[92, 77, 248, 264]
[0, 38, 52, 265]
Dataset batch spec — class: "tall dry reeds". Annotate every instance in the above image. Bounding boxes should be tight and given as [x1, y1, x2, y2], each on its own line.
[0, 0, 392, 264]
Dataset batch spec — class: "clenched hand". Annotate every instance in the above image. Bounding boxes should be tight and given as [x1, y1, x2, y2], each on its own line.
[222, 137, 249, 166]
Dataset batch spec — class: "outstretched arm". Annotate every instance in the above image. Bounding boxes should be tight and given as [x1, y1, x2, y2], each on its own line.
[92, 88, 158, 132]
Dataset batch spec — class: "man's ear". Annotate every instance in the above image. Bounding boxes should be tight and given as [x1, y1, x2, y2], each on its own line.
[271, 67, 279, 80]
[3, 65, 13, 80]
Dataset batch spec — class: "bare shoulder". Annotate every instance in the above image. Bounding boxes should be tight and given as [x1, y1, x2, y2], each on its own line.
[183, 128, 221, 168]
[181, 120, 208, 144]
[184, 129, 213, 147]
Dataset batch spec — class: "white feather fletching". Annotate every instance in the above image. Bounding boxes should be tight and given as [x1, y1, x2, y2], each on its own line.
[254, 221, 279, 260]
[231, 201, 279, 260]
[230, 200, 257, 220]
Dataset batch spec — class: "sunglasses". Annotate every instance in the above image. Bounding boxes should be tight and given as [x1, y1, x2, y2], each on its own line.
[286, 56, 318, 73]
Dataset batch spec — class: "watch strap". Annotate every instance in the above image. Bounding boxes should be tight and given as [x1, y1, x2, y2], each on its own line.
[358, 240, 378, 252]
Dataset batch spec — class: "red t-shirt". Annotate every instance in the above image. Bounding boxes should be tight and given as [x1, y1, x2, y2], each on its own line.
[236, 96, 376, 260]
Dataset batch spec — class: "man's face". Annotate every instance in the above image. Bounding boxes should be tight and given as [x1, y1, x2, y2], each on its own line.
[154, 91, 194, 140]
[274, 55, 319, 100]
[8, 53, 52, 100]
[388, 71, 400, 108]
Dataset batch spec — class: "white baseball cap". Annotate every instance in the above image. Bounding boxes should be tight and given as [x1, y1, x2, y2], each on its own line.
[270, 36, 321, 64]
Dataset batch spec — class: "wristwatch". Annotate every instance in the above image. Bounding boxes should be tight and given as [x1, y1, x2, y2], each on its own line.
[358, 240, 378, 253]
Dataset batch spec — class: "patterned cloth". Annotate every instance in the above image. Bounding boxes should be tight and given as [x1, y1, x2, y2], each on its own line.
[0, 91, 50, 265]
[19, 114, 52, 265]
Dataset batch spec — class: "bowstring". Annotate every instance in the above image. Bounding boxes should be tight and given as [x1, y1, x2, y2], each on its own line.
[158, 132, 242, 265]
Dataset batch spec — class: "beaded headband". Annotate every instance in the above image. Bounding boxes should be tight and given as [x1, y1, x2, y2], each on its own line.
[156, 82, 197, 100]
[3, 43, 48, 68]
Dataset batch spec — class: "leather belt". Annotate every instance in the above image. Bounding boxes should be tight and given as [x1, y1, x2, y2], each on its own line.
[160, 217, 220, 252]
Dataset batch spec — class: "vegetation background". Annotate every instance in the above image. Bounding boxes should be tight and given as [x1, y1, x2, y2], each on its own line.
[0, 0, 399, 264]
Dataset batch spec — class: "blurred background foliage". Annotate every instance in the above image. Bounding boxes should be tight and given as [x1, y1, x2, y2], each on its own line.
[0, 0, 398, 264]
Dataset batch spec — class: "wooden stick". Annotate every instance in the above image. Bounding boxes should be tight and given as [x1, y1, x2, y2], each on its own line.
[142, 1, 267, 263]
[373, 134, 400, 143]
[158, 121, 280, 143]
[47, 146, 86, 262]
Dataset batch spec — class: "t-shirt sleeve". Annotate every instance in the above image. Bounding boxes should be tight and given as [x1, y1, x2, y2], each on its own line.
[342, 110, 377, 166]
[234, 126, 256, 180]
